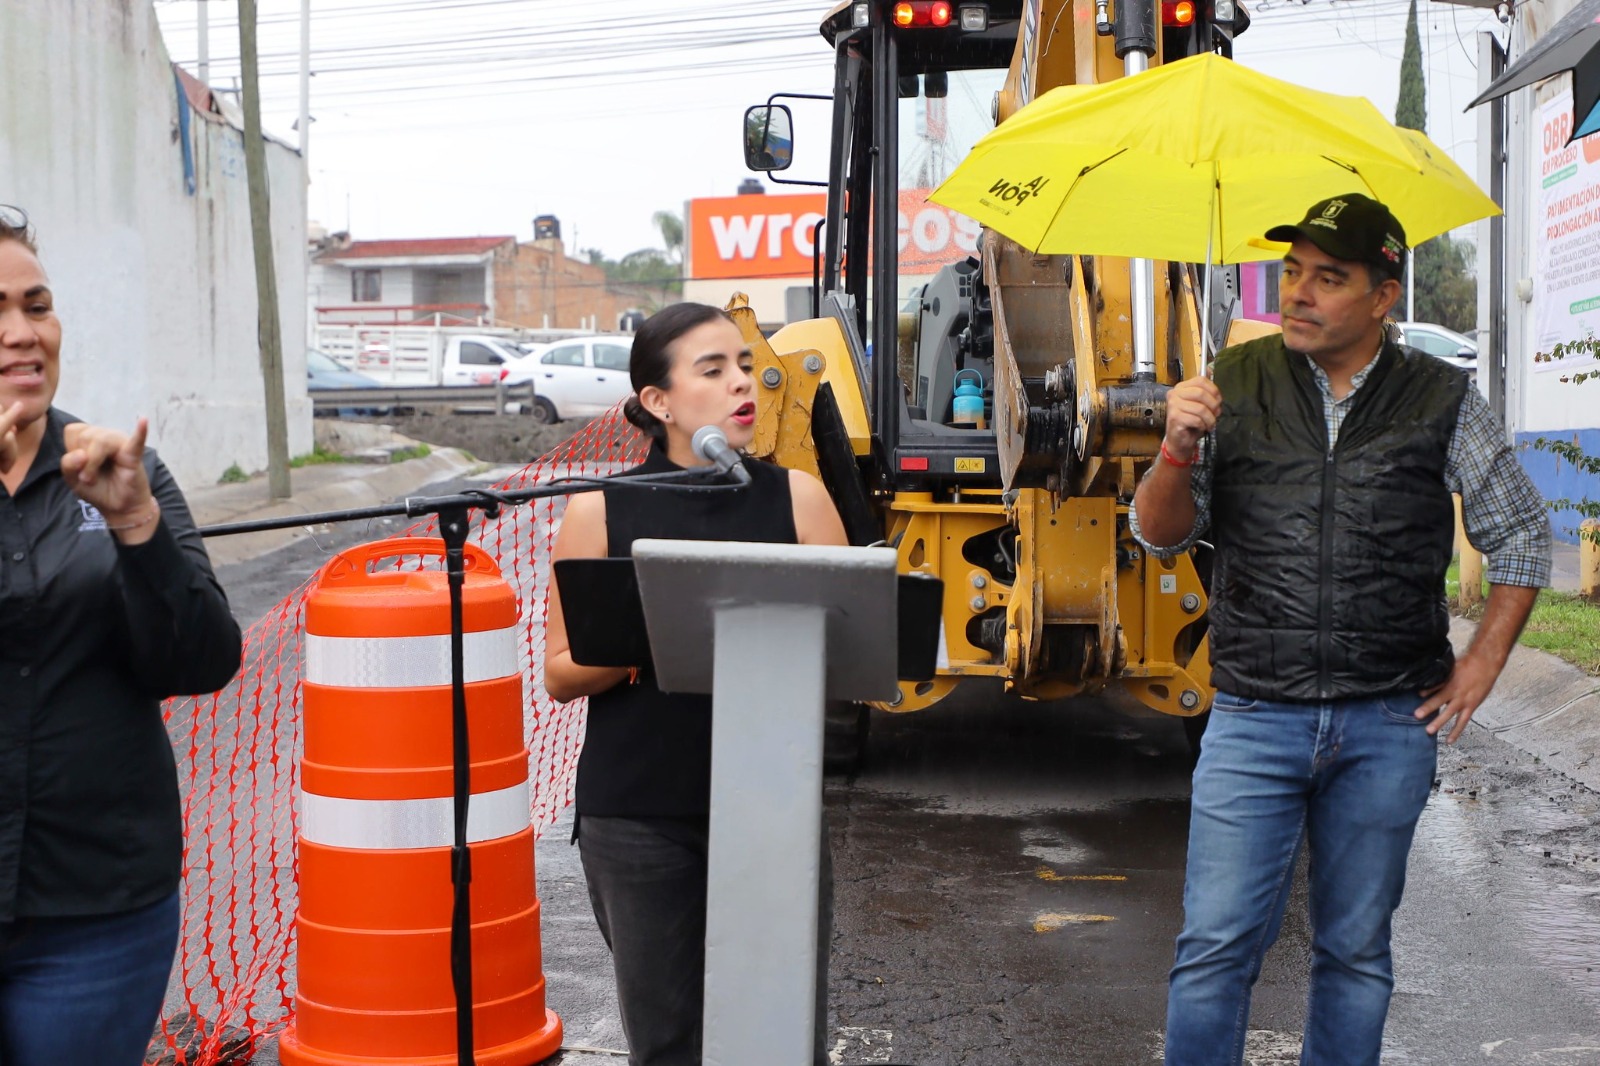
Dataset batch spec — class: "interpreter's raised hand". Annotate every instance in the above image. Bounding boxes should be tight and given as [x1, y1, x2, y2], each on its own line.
[61, 418, 159, 539]
[0, 401, 20, 474]
[1163, 375, 1223, 462]
[1415, 650, 1502, 744]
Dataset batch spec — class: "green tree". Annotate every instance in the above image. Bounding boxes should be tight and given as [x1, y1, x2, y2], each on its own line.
[1391, 0, 1475, 328]
[653, 210, 684, 265]
[611, 248, 681, 289]
[1395, 0, 1426, 134]
[1413, 235, 1476, 332]
[575, 211, 685, 310]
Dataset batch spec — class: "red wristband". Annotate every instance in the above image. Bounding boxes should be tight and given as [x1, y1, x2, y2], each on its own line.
[1160, 440, 1195, 468]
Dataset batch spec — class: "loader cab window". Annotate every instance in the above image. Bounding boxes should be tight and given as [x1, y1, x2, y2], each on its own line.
[820, 9, 1022, 458]
[895, 67, 1005, 427]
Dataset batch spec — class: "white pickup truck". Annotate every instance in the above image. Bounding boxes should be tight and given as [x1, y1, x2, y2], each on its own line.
[315, 326, 533, 388]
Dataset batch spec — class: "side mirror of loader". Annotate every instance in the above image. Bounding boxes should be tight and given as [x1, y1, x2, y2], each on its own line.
[743, 104, 794, 172]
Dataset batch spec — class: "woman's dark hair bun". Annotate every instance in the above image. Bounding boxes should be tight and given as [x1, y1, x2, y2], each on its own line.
[622, 394, 666, 443]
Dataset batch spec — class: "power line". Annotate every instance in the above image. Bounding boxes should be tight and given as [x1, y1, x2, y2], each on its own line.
[218, 33, 824, 82]
[163, 1, 825, 65]
[240, 53, 828, 113]
[179, 18, 822, 71]
[161, 0, 832, 111]
[161, 0, 819, 29]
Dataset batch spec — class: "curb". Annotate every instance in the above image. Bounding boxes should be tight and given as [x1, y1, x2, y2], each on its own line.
[190, 446, 482, 568]
[1450, 617, 1600, 793]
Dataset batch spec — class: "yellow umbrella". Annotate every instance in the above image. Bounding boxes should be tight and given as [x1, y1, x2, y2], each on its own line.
[929, 52, 1499, 265]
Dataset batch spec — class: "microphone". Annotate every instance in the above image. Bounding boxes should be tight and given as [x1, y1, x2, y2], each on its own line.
[692, 425, 752, 485]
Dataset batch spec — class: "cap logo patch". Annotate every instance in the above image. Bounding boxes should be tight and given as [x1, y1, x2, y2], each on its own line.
[1381, 234, 1404, 263]
[1308, 199, 1347, 231]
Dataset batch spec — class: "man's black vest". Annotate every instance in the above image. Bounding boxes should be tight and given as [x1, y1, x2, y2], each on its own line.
[1208, 335, 1469, 701]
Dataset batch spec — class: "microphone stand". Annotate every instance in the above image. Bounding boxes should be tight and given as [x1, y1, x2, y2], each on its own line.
[200, 466, 740, 1066]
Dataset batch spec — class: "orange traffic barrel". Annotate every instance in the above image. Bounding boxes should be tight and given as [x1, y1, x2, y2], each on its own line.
[277, 538, 563, 1066]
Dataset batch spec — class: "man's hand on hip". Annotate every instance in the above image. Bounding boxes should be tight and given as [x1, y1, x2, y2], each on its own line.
[1415, 651, 1501, 744]
[1415, 583, 1539, 744]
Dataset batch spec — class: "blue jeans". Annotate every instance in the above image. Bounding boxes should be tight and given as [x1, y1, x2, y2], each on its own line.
[0, 891, 181, 1066]
[1165, 693, 1437, 1066]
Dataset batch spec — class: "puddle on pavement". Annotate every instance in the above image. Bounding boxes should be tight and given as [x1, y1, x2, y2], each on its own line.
[1021, 828, 1093, 868]
[1412, 780, 1600, 1006]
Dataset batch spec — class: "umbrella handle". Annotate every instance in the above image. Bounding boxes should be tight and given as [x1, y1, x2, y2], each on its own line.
[1201, 171, 1218, 377]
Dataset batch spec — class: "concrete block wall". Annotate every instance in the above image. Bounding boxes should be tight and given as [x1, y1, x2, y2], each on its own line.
[0, 0, 311, 489]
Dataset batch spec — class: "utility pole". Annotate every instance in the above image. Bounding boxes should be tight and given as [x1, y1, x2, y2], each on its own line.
[1408, 253, 1415, 322]
[197, 0, 210, 84]
[300, 0, 313, 354]
[1396, 0, 1424, 324]
[299, 0, 312, 172]
[239, 0, 292, 499]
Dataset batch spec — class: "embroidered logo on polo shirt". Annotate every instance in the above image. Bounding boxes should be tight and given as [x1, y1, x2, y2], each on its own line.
[77, 501, 107, 532]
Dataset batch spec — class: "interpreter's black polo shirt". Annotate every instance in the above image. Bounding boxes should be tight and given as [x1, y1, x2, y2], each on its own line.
[0, 409, 242, 921]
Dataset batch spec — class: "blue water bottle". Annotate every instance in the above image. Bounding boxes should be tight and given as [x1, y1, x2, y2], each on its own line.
[951, 369, 986, 428]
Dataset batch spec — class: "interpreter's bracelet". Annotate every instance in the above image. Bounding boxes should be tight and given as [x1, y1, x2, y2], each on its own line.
[106, 501, 161, 531]
[1159, 441, 1195, 469]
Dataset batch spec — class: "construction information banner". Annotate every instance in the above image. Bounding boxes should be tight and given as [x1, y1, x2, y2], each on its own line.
[1533, 89, 1600, 374]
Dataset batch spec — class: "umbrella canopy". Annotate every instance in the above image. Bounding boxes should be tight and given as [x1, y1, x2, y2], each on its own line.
[1469, 0, 1600, 141]
[929, 52, 1500, 264]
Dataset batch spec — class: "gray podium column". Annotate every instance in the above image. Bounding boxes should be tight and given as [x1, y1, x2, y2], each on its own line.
[630, 540, 900, 1066]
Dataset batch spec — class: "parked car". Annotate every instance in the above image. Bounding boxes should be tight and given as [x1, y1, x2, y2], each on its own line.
[1399, 322, 1478, 378]
[307, 347, 391, 417]
[314, 326, 529, 388]
[511, 334, 634, 424]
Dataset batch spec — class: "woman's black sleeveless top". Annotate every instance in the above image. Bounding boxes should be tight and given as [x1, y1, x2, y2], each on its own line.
[573, 443, 797, 818]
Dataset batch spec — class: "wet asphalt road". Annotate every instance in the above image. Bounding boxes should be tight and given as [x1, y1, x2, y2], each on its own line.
[823, 687, 1600, 1066]
[214, 472, 1600, 1066]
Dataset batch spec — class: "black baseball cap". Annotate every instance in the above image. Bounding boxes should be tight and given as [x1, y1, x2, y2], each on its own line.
[1265, 194, 1408, 282]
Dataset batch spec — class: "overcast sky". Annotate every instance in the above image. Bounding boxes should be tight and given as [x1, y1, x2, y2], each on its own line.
[152, 0, 1509, 258]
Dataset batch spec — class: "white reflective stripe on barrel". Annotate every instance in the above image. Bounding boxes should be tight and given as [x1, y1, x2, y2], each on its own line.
[299, 781, 531, 850]
[305, 625, 520, 688]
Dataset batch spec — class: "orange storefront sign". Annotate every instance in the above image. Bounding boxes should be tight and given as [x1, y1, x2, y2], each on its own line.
[687, 191, 982, 279]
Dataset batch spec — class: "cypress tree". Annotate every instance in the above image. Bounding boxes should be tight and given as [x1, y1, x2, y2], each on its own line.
[1396, 0, 1426, 132]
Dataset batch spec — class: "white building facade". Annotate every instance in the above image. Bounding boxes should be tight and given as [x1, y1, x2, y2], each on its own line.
[1486, 0, 1600, 544]
[0, 0, 310, 488]
[308, 236, 514, 328]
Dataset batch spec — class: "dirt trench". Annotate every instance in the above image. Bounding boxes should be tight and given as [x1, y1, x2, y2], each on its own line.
[374, 411, 597, 465]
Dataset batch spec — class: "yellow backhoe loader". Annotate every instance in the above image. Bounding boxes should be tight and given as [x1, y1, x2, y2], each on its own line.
[736, 0, 1255, 769]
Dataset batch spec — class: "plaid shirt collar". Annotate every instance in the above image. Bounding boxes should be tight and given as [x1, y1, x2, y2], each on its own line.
[1302, 335, 1386, 450]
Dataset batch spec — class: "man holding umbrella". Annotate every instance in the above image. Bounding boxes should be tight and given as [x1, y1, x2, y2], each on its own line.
[1131, 193, 1550, 1065]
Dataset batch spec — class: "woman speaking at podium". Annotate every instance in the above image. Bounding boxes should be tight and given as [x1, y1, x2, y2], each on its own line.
[544, 302, 847, 1066]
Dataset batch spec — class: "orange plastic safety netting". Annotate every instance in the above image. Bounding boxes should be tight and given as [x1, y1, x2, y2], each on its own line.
[147, 411, 648, 1065]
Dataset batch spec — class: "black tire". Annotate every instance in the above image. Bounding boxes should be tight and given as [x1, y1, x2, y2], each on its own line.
[823, 701, 870, 777]
[531, 397, 559, 424]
